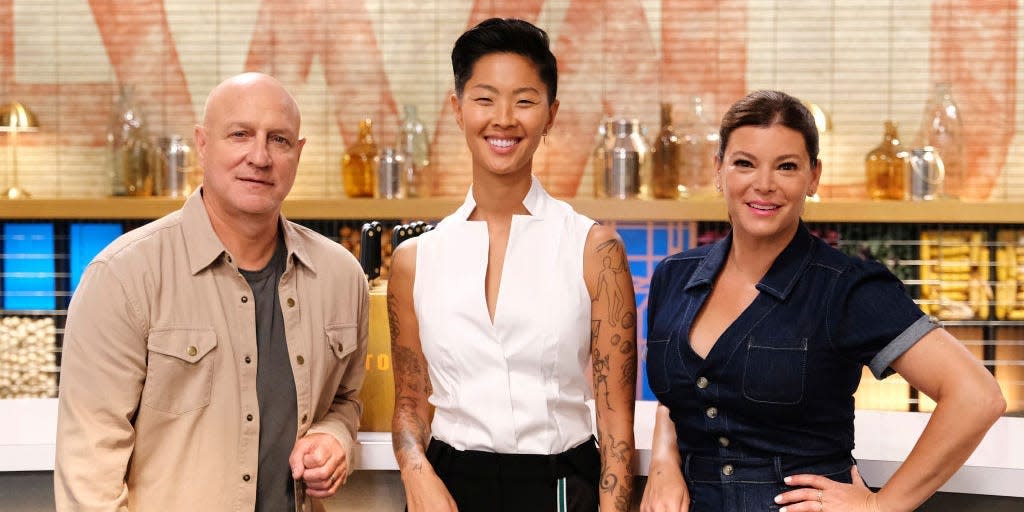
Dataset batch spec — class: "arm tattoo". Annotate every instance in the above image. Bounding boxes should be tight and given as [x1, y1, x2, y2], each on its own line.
[387, 289, 400, 342]
[599, 432, 634, 512]
[592, 346, 612, 411]
[389, 288, 433, 469]
[593, 239, 628, 327]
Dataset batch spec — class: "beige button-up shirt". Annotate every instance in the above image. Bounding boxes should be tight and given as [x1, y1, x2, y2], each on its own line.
[55, 190, 369, 512]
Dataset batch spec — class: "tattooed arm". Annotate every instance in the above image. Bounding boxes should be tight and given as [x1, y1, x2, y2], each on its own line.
[584, 226, 637, 512]
[640, 405, 689, 512]
[388, 240, 458, 512]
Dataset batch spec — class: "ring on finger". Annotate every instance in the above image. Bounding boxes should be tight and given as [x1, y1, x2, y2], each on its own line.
[818, 502, 823, 512]
[817, 489, 823, 502]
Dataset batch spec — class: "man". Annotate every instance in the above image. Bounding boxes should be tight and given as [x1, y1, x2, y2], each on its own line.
[55, 73, 369, 511]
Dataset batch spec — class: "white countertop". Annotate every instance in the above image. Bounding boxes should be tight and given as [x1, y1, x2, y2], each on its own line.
[5, 399, 1022, 497]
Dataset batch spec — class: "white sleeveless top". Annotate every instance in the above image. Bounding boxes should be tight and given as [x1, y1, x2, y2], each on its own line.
[413, 177, 596, 454]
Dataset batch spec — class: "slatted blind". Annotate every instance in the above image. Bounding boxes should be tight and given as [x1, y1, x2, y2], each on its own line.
[1, 1, 1021, 199]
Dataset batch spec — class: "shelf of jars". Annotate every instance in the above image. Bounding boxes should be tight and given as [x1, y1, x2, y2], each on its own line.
[2, 196, 1024, 223]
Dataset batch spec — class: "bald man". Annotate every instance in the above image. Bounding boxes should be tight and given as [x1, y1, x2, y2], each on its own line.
[55, 73, 369, 512]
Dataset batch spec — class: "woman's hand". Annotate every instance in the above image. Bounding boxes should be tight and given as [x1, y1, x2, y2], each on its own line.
[640, 460, 690, 512]
[775, 466, 882, 512]
[402, 468, 459, 512]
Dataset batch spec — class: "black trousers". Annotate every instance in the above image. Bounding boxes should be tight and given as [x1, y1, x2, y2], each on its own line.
[422, 437, 600, 512]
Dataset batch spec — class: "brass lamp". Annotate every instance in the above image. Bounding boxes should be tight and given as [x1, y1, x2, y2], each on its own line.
[0, 101, 40, 199]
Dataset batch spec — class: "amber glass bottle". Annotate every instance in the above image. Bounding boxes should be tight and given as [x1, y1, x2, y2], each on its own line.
[651, 103, 681, 199]
[342, 118, 378, 198]
[865, 121, 907, 200]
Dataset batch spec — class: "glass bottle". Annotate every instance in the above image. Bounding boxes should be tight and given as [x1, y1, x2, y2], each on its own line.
[651, 103, 681, 199]
[106, 85, 152, 196]
[918, 83, 965, 199]
[396, 105, 431, 198]
[590, 119, 613, 198]
[629, 118, 652, 199]
[605, 119, 641, 199]
[677, 96, 719, 198]
[865, 121, 908, 200]
[342, 118, 378, 198]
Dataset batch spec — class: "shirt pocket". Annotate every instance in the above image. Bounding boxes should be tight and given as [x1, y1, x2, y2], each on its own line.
[142, 328, 217, 415]
[742, 337, 808, 405]
[325, 323, 358, 361]
[644, 338, 671, 394]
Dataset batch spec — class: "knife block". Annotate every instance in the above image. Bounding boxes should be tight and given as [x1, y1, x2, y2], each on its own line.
[358, 282, 395, 432]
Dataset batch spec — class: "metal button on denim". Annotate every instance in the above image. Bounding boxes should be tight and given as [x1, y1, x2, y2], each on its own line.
[719, 436, 730, 447]
[296, 355, 305, 365]
[241, 296, 248, 303]
[242, 474, 251, 482]
[706, 407, 718, 419]
[696, 376, 709, 389]
[187, 346, 197, 357]
[722, 464, 734, 476]
[287, 298, 295, 308]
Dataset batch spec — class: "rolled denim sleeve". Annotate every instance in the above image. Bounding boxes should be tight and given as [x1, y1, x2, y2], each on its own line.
[830, 260, 937, 379]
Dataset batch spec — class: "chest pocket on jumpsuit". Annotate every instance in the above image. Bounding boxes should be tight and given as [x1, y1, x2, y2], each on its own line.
[644, 338, 672, 394]
[742, 337, 808, 405]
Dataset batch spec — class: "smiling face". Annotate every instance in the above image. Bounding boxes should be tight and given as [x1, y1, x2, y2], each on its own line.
[451, 52, 558, 179]
[715, 123, 821, 245]
[194, 73, 305, 222]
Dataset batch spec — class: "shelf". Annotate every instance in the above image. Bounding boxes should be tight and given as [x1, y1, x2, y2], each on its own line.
[2, 197, 1024, 223]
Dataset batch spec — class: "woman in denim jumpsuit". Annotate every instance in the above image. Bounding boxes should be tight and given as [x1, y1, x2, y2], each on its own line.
[641, 91, 1005, 512]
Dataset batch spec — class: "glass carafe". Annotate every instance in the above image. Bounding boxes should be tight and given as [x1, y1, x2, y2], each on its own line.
[651, 103, 681, 199]
[342, 118, 378, 198]
[918, 83, 965, 199]
[106, 85, 152, 196]
[677, 95, 719, 198]
[865, 121, 907, 200]
[397, 105, 431, 198]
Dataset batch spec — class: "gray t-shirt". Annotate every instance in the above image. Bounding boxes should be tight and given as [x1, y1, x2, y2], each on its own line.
[240, 239, 297, 512]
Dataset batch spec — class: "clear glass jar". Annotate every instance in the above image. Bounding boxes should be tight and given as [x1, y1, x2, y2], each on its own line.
[397, 105, 431, 198]
[918, 83, 965, 199]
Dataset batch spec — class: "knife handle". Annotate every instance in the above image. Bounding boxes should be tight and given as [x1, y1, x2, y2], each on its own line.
[360, 221, 383, 280]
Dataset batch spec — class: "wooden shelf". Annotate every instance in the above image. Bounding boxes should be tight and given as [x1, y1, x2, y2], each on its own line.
[1, 197, 1023, 224]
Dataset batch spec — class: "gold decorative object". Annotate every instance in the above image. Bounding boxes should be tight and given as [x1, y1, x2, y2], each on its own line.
[0, 101, 40, 199]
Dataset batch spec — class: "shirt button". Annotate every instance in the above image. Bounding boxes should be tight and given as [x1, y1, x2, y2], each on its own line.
[719, 436, 730, 447]
[187, 346, 197, 357]
[722, 464, 734, 476]
[696, 376, 709, 389]
[296, 355, 305, 365]
[241, 296, 248, 304]
[301, 413, 308, 423]
[706, 407, 718, 419]
[242, 474, 251, 482]
[287, 298, 295, 308]
[244, 355, 252, 364]
[246, 414, 254, 422]
[226, 255, 232, 263]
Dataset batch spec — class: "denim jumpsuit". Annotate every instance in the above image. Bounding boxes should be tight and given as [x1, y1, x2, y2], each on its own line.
[646, 223, 937, 511]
